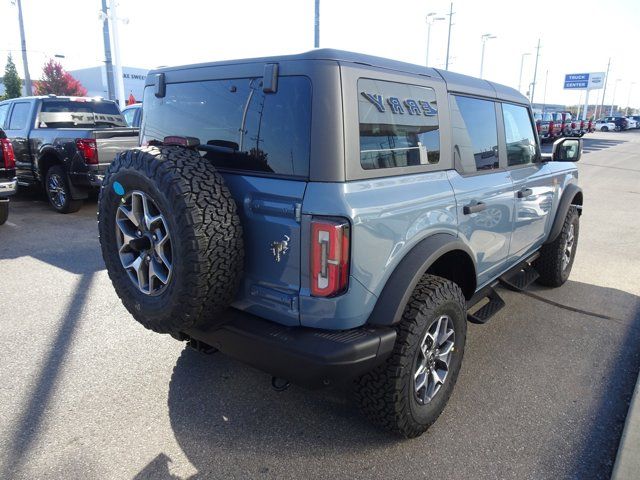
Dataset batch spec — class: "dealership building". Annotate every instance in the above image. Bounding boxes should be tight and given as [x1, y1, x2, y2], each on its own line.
[69, 66, 149, 103]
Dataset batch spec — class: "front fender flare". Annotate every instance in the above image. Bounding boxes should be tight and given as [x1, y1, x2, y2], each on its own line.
[544, 183, 582, 245]
[367, 233, 476, 327]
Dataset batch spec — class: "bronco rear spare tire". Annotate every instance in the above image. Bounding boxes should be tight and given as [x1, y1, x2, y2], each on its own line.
[98, 146, 243, 334]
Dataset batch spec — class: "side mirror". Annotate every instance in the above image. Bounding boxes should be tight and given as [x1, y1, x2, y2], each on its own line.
[551, 137, 582, 162]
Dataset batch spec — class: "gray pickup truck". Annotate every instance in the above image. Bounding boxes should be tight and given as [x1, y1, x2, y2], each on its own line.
[0, 96, 139, 213]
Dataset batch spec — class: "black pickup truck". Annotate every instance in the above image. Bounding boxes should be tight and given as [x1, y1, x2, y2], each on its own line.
[0, 128, 17, 225]
[0, 96, 139, 213]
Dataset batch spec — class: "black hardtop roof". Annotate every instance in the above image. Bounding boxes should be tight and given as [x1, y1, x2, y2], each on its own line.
[148, 48, 528, 105]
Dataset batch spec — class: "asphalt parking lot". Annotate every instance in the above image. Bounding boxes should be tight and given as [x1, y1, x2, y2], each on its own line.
[0, 130, 639, 480]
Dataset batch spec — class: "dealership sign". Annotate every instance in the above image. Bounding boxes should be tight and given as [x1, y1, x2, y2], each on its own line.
[564, 72, 605, 90]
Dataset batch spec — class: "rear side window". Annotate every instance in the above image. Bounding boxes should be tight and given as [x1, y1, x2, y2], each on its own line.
[0, 104, 9, 128]
[358, 78, 440, 170]
[450, 95, 498, 173]
[8, 102, 31, 130]
[502, 103, 538, 166]
[39, 99, 125, 128]
[142, 76, 312, 177]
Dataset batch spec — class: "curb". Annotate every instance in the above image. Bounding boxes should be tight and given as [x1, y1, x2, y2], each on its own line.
[611, 370, 640, 480]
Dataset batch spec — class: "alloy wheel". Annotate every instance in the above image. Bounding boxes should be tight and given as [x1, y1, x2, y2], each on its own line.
[115, 190, 173, 295]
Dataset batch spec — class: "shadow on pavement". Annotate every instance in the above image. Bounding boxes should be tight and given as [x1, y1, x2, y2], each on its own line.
[0, 273, 96, 479]
[129, 280, 640, 480]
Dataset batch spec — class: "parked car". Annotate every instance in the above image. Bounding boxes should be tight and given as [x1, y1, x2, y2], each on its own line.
[594, 119, 617, 131]
[0, 128, 17, 225]
[551, 111, 573, 136]
[97, 49, 584, 438]
[625, 116, 638, 129]
[602, 116, 629, 131]
[534, 112, 555, 142]
[627, 115, 640, 128]
[0, 96, 139, 213]
[121, 103, 142, 128]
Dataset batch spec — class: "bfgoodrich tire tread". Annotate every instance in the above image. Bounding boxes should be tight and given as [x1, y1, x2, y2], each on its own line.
[98, 146, 243, 334]
[534, 206, 579, 287]
[354, 275, 466, 438]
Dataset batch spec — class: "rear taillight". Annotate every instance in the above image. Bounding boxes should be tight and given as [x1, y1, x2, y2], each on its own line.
[549, 121, 555, 134]
[310, 217, 350, 297]
[75, 138, 98, 165]
[0, 138, 15, 169]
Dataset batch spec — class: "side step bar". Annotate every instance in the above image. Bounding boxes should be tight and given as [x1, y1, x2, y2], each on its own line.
[467, 287, 505, 324]
[499, 261, 540, 292]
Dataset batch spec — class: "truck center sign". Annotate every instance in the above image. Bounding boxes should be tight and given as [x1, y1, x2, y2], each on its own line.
[564, 72, 605, 90]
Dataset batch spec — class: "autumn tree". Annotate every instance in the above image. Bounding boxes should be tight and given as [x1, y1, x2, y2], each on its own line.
[34, 59, 87, 96]
[2, 54, 22, 99]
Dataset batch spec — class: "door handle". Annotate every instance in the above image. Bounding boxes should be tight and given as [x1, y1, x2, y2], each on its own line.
[517, 188, 533, 198]
[463, 201, 487, 215]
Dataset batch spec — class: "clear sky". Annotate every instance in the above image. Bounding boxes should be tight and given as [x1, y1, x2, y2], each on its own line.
[1, 0, 639, 109]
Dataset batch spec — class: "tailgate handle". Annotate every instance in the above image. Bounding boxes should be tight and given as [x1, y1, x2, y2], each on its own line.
[463, 201, 487, 215]
[517, 188, 533, 198]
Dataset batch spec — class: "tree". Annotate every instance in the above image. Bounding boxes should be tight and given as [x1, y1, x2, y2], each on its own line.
[3, 54, 22, 99]
[34, 59, 87, 96]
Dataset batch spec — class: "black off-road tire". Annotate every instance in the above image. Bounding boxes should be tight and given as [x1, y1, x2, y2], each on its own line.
[45, 165, 82, 213]
[98, 146, 243, 334]
[0, 201, 8, 225]
[354, 275, 467, 438]
[534, 206, 579, 287]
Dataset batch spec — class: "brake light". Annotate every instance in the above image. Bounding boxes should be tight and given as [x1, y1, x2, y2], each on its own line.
[0, 138, 15, 169]
[310, 217, 350, 297]
[75, 138, 98, 165]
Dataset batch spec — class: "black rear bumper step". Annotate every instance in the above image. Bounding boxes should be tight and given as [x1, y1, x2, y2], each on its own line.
[183, 309, 396, 389]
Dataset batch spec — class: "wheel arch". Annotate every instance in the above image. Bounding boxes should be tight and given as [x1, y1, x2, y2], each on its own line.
[545, 183, 583, 245]
[37, 147, 63, 182]
[366, 233, 477, 327]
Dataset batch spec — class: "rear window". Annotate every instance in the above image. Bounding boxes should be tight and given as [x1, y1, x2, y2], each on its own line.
[358, 78, 440, 170]
[38, 99, 125, 128]
[141, 76, 312, 177]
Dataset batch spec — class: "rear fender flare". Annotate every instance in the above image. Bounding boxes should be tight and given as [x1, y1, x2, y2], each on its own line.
[367, 233, 476, 326]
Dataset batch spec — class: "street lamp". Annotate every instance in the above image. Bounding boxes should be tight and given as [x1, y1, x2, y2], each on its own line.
[609, 78, 622, 116]
[425, 13, 445, 67]
[625, 82, 636, 116]
[479, 33, 496, 79]
[518, 53, 530, 93]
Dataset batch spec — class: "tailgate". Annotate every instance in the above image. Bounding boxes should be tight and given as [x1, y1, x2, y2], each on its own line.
[94, 128, 140, 171]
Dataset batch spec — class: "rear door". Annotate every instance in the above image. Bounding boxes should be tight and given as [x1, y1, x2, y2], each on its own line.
[501, 102, 557, 259]
[141, 74, 312, 326]
[5, 100, 35, 184]
[447, 94, 515, 287]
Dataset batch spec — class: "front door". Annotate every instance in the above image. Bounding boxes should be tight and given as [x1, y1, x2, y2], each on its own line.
[448, 95, 515, 287]
[4, 101, 35, 184]
[500, 102, 556, 258]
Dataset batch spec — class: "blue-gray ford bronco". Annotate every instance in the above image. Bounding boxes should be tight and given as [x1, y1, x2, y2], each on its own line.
[97, 50, 583, 438]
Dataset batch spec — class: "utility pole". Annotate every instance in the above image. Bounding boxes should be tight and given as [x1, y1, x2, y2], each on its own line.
[596, 57, 611, 120]
[518, 53, 530, 93]
[14, 0, 32, 96]
[530, 38, 541, 104]
[101, 0, 115, 101]
[314, 0, 320, 48]
[541, 69, 548, 113]
[445, 2, 454, 71]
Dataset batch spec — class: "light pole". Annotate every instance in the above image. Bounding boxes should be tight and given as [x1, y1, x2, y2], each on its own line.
[445, 2, 454, 71]
[314, 0, 320, 48]
[530, 38, 541, 103]
[518, 52, 530, 93]
[625, 82, 636, 116]
[609, 78, 621, 116]
[12, 0, 32, 96]
[479, 34, 496, 79]
[425, 13, 445, 67]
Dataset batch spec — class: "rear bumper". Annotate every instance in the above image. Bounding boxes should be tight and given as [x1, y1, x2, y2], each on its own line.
[183, 308, 396, 389]
[0, 177, 17, 198]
